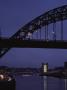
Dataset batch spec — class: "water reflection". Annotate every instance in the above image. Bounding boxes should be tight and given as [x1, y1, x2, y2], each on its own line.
[43, 76, 48, 90]
[43, 76, 67, 90]
[64, 79, 67, 90]
[16, 75, 66, 90]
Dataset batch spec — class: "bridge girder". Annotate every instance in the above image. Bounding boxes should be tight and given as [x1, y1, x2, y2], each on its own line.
[0, 38, 67, 49]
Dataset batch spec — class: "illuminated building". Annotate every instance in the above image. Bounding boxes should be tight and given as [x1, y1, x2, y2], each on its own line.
[41, 63, 48, 74]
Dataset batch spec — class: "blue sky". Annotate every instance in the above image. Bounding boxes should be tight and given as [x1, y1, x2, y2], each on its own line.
[0, 0, 67, 68]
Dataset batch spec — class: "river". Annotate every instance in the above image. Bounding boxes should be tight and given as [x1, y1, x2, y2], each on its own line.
[15, 75, 67, 90]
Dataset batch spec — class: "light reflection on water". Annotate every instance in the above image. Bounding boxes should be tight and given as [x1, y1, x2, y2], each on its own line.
[15, 75, 67, 90]
[43, 76, 48, 90]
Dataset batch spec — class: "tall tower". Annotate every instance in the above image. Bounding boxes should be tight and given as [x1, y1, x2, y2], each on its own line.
[64, 62, 67, 69]
[41, 63, 48, 75]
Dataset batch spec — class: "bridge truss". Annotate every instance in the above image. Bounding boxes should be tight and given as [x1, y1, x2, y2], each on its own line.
[0, 5, 67, 58]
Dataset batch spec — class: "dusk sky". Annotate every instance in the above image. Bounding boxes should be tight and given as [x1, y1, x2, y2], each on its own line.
[0, 0, 67, 68]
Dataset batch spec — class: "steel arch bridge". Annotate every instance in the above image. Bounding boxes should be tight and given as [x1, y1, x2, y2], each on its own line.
[0, 5, 67, 58]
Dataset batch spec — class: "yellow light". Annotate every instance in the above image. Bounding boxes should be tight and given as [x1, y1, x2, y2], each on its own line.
[44, 64, 48, 73]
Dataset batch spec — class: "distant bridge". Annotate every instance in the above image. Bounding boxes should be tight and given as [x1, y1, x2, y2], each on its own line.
[0, 5, 67, 58]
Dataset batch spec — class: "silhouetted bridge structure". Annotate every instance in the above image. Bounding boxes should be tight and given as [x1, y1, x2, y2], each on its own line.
[0, 5, 67, 58]
[0, 39, 67, 49]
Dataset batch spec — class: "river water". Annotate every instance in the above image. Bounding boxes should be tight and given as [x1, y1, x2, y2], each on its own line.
[15, 75, 67, 90]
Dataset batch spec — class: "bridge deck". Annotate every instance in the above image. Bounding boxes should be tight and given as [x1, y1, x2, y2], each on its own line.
[0, 38, 67, 49]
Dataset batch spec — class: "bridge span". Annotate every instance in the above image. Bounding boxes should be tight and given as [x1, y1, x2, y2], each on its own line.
[0, 5, 67, 57]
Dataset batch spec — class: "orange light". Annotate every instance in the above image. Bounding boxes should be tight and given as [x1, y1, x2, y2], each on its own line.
[0, 74, 4, 80]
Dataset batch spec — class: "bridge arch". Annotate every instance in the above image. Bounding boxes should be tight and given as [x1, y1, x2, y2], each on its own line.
[0, 5, 67, 57]
[11, 5, 67, 40]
